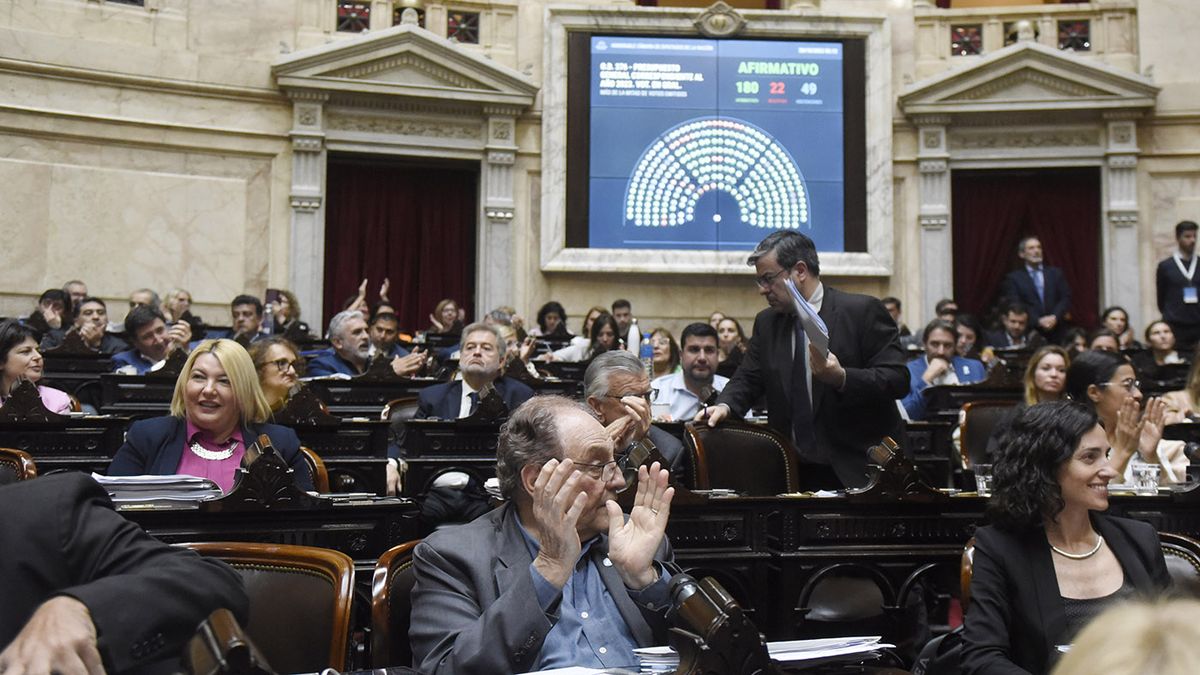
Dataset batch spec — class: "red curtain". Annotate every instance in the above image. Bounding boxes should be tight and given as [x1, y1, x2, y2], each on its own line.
[324, 157, 478, 332]
[951, 168, 1101, 329]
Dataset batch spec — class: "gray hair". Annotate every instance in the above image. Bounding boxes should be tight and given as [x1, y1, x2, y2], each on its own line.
[746, 231, 820, 277]
[460, 322, 503, 353]
[326, 309, 363, 341]
[583, 350, 645, 401]
[496, 395, 593, 499]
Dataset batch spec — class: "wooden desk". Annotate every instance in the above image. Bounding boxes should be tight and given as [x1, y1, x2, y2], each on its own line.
[402, 418, 500, 497]
[99, 373, 175, 416]
[290, 420, 390, 495]
[305, 378, 442, 418]
[122, 497, 419, 563]
[666, 488, 1200, 640]
[0, 416, 128, 474]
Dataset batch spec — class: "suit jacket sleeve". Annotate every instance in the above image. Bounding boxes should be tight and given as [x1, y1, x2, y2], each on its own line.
[1049, 269, 1071, 319]
[45, 475, 249, 672]
[1157, 259, 1170, 315]
[715, 312, 769, 417]
[837, 297, 910, 406]
[410, 541, 554, 675]
[901, 360, 929, 421]
[961, 528, 1034, 675]
[107, 419, 156, 476]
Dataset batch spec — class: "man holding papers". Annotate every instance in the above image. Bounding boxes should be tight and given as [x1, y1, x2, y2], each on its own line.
[700, 231, 909, 489]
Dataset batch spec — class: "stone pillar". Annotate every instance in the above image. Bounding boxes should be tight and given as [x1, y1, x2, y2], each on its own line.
[478, 109, 518, 313]
[287, 93, 329, 330]
[1104, 112, 1142, 329]
[915, 115, 953, 321]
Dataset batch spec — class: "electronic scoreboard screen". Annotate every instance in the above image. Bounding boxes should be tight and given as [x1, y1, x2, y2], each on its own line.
[565, 34, 865, 253]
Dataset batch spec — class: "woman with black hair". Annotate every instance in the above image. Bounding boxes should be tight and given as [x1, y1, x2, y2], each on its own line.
[962, 400, 1171, 675]
[0, 319, 72, 413]
[530, 301, 569, 338]
[1065, 349, 1187, 485]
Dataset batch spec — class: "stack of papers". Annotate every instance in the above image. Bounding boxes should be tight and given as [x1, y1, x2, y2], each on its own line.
[633, 635, 891, 673]
[93, 473, 223, 505]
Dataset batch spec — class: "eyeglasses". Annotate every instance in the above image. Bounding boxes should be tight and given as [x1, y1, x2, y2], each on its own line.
[266, 359, 298, 373]
[604, 389, 657, 403]
[573, 459, 621, 483]
[754, 268, 786, 289]
[1098, 379, 1140, 393]
[572, 442, 648, 493]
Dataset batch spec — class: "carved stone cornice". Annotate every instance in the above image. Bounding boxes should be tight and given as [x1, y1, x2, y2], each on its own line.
[919, 159, 948, 173]
[949, 129, 1098, 150]
[326, 114, 481, 140]
[1108, 211, 1138, 228]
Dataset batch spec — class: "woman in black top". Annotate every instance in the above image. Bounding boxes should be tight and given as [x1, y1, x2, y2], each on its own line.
[962, 401, 1170, 674]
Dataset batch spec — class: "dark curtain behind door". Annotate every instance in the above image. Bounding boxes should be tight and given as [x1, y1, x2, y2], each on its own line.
[324, 157, 477, 332]
[951, 168, 1101, 329]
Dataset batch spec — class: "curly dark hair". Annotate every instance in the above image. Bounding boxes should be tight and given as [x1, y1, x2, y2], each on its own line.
[987, 400, 1099, 531]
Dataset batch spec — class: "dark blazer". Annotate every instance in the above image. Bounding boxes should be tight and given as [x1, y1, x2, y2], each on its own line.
[0, 473, 249, 673]
[1156, 255, 1200, 327]
[715, 286, 910, 487]
[983, 329, 1046, 351]
[409, 503, 673, 674]
[305, 351, 365, 377]
[415, 377, 535, 420]
[108, 416, 314, 491]
[1000, 265, 1071, 324]
[962, 514, 1170, 675]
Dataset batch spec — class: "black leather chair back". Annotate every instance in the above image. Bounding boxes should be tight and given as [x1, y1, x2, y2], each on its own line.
[683, 421, 799, 494]
[0, 448, 36, 485]
[960, 401, 1017, 469]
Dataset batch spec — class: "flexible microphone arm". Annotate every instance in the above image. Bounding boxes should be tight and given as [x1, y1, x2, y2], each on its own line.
[666, 574, 779, 675]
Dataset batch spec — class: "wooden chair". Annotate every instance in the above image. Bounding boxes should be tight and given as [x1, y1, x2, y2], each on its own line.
[183, 542, 354, 673]
[0, 447, 37, 485]
[1160, 532, 1200, 591]
[959, 401, 1017, 470]
[370, 539, 422, 668]
[961, 536, 976, 613]
[683, 420, 799, 494]
[381, 396, 421, 424]
[300, 446, 330, 493]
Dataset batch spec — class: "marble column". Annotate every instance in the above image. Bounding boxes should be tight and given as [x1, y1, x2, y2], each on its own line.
[478, 110, 518, 313]
[915, 116, 953, 321]
[1103, 112, 1142, 330]
[287, 93, 328, 330]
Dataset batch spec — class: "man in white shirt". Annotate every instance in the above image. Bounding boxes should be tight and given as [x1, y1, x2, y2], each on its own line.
[652, 322, 728, 422]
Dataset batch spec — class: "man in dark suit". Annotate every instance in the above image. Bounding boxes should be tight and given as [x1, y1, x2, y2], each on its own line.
[409, 395, 675, 674]
[0, 473, 248, 674]
[701, 231, 909, 489]
[999, 236, 1071, 341]
[414, 322, 534, 420]
[1157, 220, 1200, 352]
[984, 301, 1046, 351]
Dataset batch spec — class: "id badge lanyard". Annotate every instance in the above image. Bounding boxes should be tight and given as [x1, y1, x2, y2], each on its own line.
[1175, 253, 1199, 304]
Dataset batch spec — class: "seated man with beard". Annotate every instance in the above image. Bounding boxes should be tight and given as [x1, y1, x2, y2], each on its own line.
[306, 310, 372, 377]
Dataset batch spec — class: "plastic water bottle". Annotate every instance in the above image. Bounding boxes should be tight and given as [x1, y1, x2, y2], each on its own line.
[262, 302, 274, 336]
[639, 333, 654, 379]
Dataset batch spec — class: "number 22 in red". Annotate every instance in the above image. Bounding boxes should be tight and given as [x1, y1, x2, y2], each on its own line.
[769, 81, 786, 95]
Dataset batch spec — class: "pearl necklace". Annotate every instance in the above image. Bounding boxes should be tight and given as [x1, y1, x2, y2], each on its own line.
[1050, 534, 1104, 560]
[189, 438, 239, 461]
